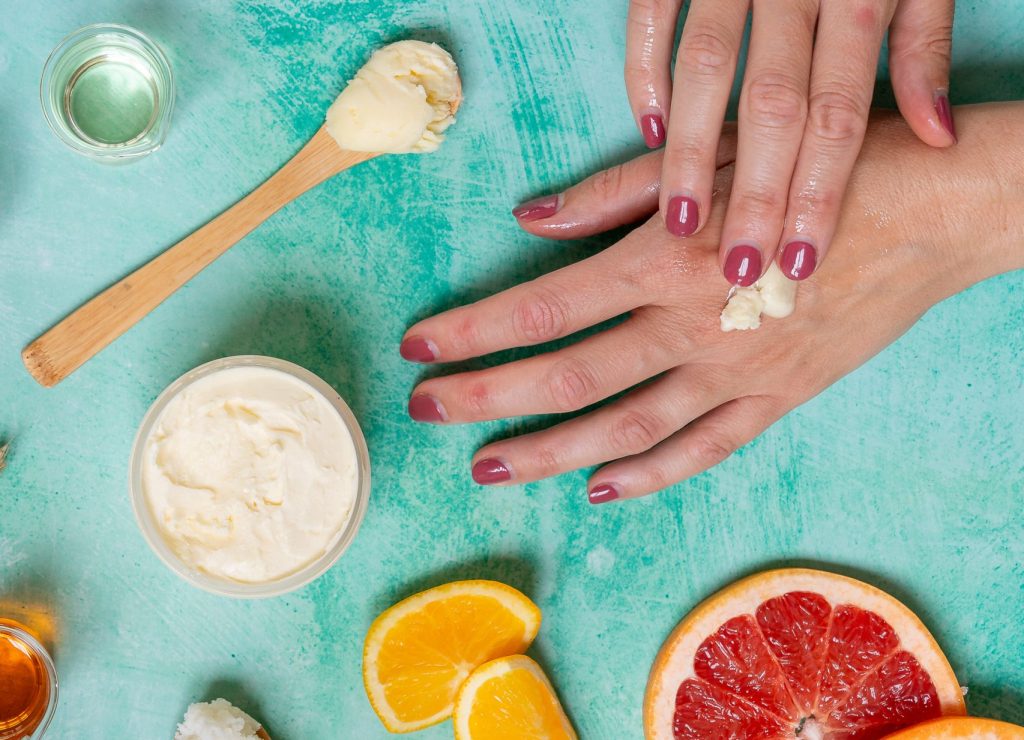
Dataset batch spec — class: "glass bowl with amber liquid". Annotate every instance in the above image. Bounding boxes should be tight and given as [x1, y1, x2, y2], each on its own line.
[0, 620, 57, 739]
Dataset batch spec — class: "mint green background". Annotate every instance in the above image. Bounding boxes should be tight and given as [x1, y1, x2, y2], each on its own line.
[1, 2, 1022, 738]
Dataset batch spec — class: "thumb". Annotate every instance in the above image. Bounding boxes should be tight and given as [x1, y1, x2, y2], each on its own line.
[888, 0, 957, 147]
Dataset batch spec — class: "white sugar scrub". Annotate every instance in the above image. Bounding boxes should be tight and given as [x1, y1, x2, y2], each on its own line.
[720, 262, 798, 332]
[175, 698, 262, 740]
[325, 40, 461, 153]
[140, 364, 359, 584]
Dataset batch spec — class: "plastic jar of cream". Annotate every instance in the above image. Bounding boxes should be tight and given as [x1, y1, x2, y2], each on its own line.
[129, 356, 370, 598]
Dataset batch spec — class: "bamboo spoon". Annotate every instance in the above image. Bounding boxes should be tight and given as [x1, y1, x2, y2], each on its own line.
[256, 729, 271, 740]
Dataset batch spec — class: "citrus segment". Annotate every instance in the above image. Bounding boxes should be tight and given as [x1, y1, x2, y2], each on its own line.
[363, 580, 541, 733]
[884, 717, 1024, 739]
[646, 569, 965, 740]
[453, 655, 577, 740]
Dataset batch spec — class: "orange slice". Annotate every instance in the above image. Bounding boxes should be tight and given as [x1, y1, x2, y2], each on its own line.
[453, 654, 577, 739]
[363, 580, 541, 733]
[645, 569, 965, 739]
[884, 717, 1024, 739]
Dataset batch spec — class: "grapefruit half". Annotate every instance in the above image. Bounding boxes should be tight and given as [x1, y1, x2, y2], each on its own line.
[645, 569, 965, 739]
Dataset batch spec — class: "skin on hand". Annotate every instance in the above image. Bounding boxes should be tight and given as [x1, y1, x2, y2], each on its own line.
[624, 0, 957, 286]
[402, 105, 1023, 503]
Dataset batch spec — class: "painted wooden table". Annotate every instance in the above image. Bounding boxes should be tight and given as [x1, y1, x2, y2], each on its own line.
[1, 1, 1022, 737]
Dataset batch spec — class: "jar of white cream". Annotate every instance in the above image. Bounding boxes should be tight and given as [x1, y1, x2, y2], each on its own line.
[129, 356, 370, 598]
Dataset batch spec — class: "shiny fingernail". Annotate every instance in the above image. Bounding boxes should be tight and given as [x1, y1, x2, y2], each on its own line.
[399, 336, 438, 363]
[640, 113, 665, 148]
[934, 90, 957, 143]
[779, 241, 817, 281]
[588, 484, 620, 505]
[408, 394, 447, 423]
[472, 458, 512, 485]
[724, 244, 762, 287]
[512, 195, 560, 222]
[666, 195, 699, 237]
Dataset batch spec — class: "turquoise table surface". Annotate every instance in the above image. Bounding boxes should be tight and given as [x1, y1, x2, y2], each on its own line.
[1, 1, 1023, 738]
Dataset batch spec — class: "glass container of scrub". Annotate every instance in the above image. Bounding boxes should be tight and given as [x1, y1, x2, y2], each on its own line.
[40, 24, 174, 162]
[129, 356, 371, 598]
[0, 620, 58, 739]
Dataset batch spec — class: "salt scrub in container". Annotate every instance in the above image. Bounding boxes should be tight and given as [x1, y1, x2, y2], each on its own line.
[175, 698, 262, 740]
[326, 40, 461, 153]
[720, 262, 798, 332]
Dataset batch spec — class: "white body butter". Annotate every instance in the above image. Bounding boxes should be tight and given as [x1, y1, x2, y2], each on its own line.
[720, 262, 798, 331]
[325, 40, 460, 153]
[175, 698, 261, 740]
[141, 366, 358, 583]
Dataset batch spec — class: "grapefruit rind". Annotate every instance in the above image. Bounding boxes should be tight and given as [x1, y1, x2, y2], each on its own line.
[453, 654, 577, 740]
[644, 569, 965, 740]
[363, 580, 542, 733]
[883, 717, 1024, 739]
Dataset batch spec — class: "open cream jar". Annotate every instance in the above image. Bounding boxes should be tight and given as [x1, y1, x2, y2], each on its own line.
[129, 356, 370, 598]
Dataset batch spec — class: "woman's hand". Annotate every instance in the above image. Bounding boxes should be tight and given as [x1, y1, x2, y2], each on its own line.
[622, 0, 956, 286]
[402, 106, 1023, 503]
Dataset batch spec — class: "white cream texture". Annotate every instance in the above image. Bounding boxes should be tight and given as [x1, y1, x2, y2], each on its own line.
[326, 40, 460, 153]
[720, 262, 798, 331]
[175, 699, 261, 740]
[142, 366, 358, 583]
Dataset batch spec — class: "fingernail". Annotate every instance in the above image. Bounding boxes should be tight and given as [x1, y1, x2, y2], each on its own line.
[779, 241, 817, 281]
[512, 195, 560, 222]
[472, 458, 511, 485]
[408, 394, 447, 423]
[934, 90, 957, 142]
[588, 484, 620, 505]
[399, 336, 438, 363]
[666, 195, 699, 237]
[723, 244, 762, 287]
[640, 113, 665, 148]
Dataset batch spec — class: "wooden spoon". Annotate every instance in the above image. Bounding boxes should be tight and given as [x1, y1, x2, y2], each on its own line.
[256, 729, 271, 740]
[21, 127, 376, 387]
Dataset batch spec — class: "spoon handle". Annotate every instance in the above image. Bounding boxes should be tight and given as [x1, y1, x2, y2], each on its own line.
[22, 127, 375, 387]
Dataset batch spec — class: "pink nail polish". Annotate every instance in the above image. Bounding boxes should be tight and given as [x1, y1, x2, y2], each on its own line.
[640, 113, 665, 148]
[934, 90, 957, 142]
[512, 195, 559, 222]
[408, 394, 446, 423]
[472, 458, 511, 484]
[588, 484, 619, 504]
[779, 241, 817, 281]
[399, 336, 438, 363]
[723, 245, 762, 287]
[666, 195, 699, 237]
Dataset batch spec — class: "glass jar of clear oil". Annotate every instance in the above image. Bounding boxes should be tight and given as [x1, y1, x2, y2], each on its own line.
[0, 619, 57, 739]
[40, 24, 174, 162]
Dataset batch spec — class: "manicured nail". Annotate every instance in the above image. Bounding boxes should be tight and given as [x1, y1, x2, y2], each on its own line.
[723, 244, 762, 287]
[399, 336, 438, 363]
[779, 241, 817, 281]
[512, 195, 560, 222]
[408, 394, 447, 423]
[640, 113, 665, 148]
[934, 90, 957, 142]
[666, 195, 699, 237]
[588, 484, 620, 505]
[472, 458, 511, 485]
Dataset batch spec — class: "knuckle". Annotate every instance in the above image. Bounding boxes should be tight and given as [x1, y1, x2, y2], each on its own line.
[533, 445, 563, 476]
[512, 287, 570, 344]
[610, 409, 664, 454]
[807, 89, 868, 143]
[690, 434, 736, 468]
[791, 185, 841, 221]
[732, 186, 783, 220]
[588, 165, 627, 203]
[744, 73, 807, 129]
[643, 465, 671, 493]
[463, 381, 493, 418]
[680, 26, 735, 78]
[547, 358, 599, 412]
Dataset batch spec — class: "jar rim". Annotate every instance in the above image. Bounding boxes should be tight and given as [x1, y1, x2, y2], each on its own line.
[0, 621, 59, 738]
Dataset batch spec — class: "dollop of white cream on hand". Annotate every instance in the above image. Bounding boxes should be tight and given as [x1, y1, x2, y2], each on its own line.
[325, 40, 461, 154]
[720, 262, 798, 331]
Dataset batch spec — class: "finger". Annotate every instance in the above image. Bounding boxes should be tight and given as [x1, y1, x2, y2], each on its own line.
[514, 124, 739, 240]
[625, 0, 684, 148]
[888, 0, 957, 147]
[467, 365, 730, 486]
[660, 0, 749, 238]
[409, 313, 679, 424]
[399, 221, 657, 363]
[717, 0, 818, 286]
[587, 395, 783, 502]
[776, 1, 893, 282]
